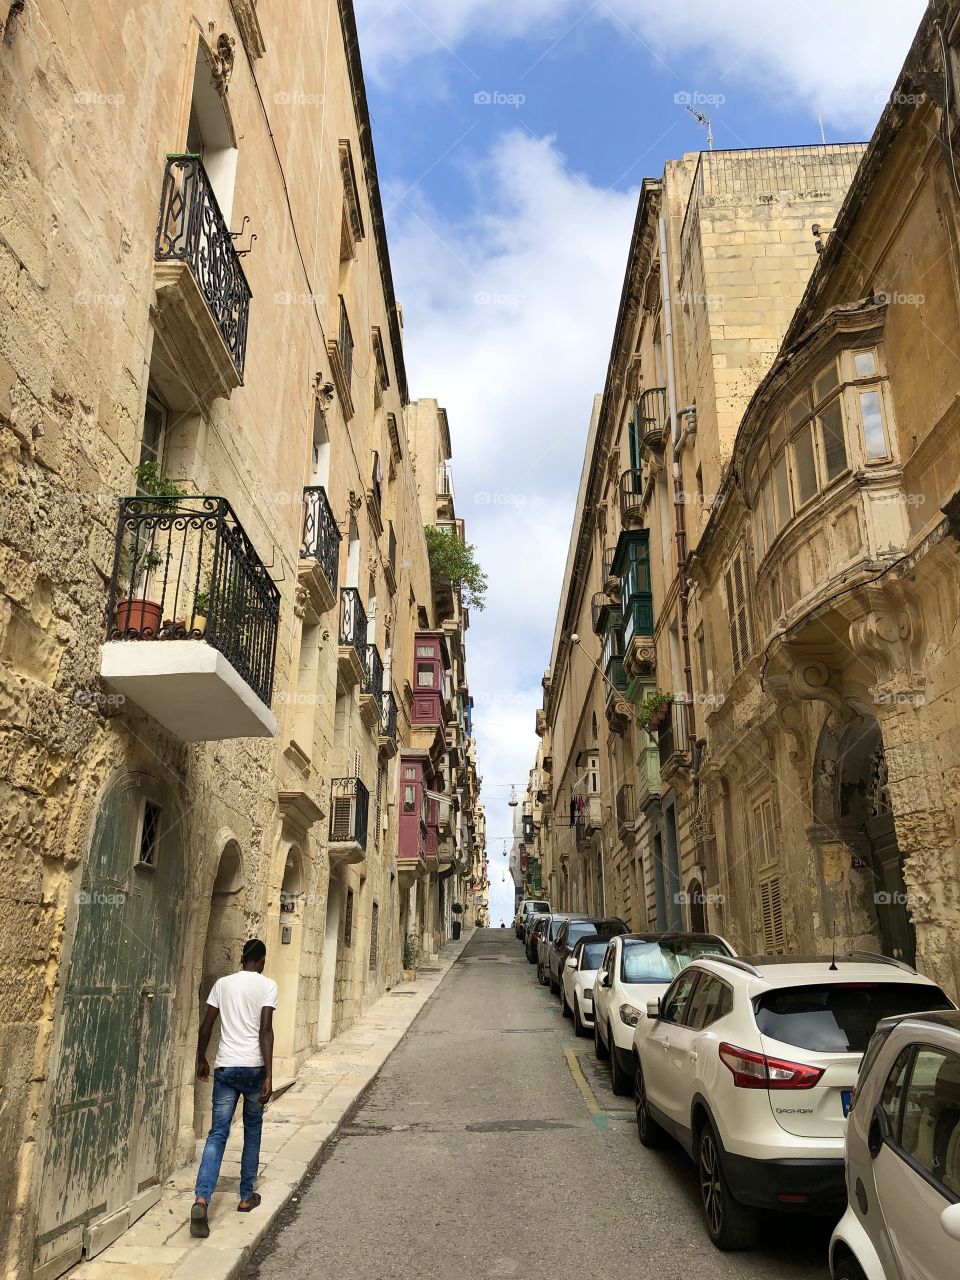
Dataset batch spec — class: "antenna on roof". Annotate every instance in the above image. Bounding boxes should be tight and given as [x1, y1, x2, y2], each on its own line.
[685, 104, 713, 150]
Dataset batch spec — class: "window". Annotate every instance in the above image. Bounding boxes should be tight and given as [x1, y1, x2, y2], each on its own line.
[853, 349, 877, 378]
[761, 479, 775, 546]
[580, 941, 608, 970]
[814, 361, 840, 403]
[696, 626, 708, 693]
[759, 875, 785, 952]
[771, 452, 792, 531]
[137, 799, 163, 867]
[819, 398, 848, 481]
[621, 937, 732, 984]
[792, 423, 819, 506]
[416, 663, 435, 688]
[860, 390, 888, 461]
[139, 392, 167, 473]
[416, 644, 435, 658]
[754, 987, 953, 1054]
[369, 902, 380, 969]
[402, 785, 415, 814]
[788, 392, 810, 428]
[724, 550, 750, 675]
[344, 888, 354, 946]
[686, 974, 733, 1030]
[898, 1047, 960, 1196]
[660, 970, 699, 1024]
[881, 1049, 913, 1130]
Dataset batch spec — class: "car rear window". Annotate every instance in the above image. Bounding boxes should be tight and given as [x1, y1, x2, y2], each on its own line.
[532, 901, 550, 912]
[755, 982, 954, 1053]
[622, 938, 732, 984]
[580, 942, 607, 969]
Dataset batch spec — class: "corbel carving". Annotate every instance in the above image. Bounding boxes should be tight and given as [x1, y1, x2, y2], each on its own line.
[313, 374, 335, 412]
[209, 31, 236, 93]
[846, 584, 925, 699]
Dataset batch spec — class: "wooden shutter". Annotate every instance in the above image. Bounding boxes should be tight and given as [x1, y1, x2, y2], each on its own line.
[332, 795, 354, 841]
[724, 549, 751, 674]
[760, 874, 785, 953]
[369, 902, 380, 969]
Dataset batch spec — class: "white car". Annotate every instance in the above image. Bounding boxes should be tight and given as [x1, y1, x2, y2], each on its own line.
[632, 953, 954, 1251]
[592, 932, 735, 1096]
[560, 934, 609, 1036]
[514, 898, 550, 939]
[830, 1008, 960, 1280]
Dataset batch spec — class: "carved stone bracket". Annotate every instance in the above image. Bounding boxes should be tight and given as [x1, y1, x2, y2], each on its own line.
[845, 583, 926, 702]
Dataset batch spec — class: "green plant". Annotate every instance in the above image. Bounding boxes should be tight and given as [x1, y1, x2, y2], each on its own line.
[451, 902, 464, 915]
[402, 933, 422, 970]
[134, 460, 187, 499]
[635, 689, 674, 732]
[424, 525, 488, 611]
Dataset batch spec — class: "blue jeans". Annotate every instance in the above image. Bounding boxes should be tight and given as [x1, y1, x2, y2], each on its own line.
[195, 1066, 265, 1203]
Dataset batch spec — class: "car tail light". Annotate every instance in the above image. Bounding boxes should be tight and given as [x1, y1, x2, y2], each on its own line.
[718, 1043, 824, 1090]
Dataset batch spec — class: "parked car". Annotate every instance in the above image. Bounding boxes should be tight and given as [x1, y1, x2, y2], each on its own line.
[632, 953, 954, 1251]
[560, 934, 609, 1035]
[830, 1008, 960, 1280]
[593, 932, 735, 1095]
[536, 914, 577, 985]
[525, 913, 551, 963]
[547, 916, 627, 994]
[514, 898, 550, 939]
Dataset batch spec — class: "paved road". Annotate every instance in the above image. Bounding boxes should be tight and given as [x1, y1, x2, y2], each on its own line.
[246, 929, 830, 1279]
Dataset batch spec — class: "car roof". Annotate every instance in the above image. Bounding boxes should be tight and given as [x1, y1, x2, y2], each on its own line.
[573, 933, 608, 948]
[691, 954, 949, 991]
[620, 932, 728, 945]
[878, 1009, 960, 1033]
[564, 916, 626, 928]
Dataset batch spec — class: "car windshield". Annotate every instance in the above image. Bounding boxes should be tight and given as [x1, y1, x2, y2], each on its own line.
[621, 938, 732, 984]
[755, 982, 954, 1053]
[580, 942, 607, 970]
[531, 901, 550, 912]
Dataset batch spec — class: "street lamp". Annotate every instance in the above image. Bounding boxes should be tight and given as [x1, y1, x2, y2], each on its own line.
[569, 632, 634, 720]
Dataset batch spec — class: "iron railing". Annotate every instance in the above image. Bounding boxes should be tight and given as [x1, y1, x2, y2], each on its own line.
[329, 776, 370, 849]
[639, 387, 668, 440]
[155, 155, 252, 379]
[363, 643, 384, 700]
[658, 699, 691, 771]
[619, 468, 644, 523]
[338, 297, 354, 387]
[338, 587, 367, 668]
[437, 463, 454, 498]
[602, 545, 617, 583]
[591, 591, 611, 636]
[300, 485, 341, 592]
[380, 690, 398, 745]
[106, 495, 280, 705]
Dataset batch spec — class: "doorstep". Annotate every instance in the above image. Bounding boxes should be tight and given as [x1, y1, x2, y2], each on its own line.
[66, 930, 474, 1280]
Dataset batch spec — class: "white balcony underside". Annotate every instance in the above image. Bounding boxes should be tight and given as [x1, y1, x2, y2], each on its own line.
[100, 640, 277, 741]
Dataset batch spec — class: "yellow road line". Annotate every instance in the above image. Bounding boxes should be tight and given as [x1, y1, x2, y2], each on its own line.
[564, 1048, 601, 1114]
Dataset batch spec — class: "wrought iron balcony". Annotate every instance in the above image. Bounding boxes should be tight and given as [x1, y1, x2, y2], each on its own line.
[363, 644, 384, 700]
[619, 468, 645, 526]
[602, 545, 617, 585]
[380, 690, 398, 750]
[101, 496, 280, 739]
[329, 776, 369, 856]
[658, 699, 691, 774]
[338, 587, 367, 668]
[155, 155, 251, 382]
[591, 591, 613, 636]
[300, 485, 341, 600]
[640, 386, 668, 443]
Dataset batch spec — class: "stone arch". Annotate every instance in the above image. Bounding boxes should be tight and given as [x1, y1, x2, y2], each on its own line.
[687, 876, 707, 933]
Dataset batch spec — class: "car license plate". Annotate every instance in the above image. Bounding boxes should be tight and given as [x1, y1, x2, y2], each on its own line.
[841, 1089, 854, 1117]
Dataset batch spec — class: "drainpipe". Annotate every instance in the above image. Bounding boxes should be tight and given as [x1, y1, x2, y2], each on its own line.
[657, 215, 697, 742]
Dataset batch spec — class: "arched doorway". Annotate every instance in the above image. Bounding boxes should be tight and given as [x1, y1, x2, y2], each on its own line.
[37, 770, 184, 1275]
[687, 877, 707, 933]
[814, 716, 915, 964]
[274, 844, 305, 1071]
[194, 841, 244, 1136]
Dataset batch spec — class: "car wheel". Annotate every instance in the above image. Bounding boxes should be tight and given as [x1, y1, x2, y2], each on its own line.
[573, 997, 586, 1037]
[537, 960, 547, 987]
[697, 1123, 759, 1251]
[634, 1062, 665, 1148]
[594, 1014, 609, 1061]
[832, 1257, 868, 1280]
[610, 1044, 632, 1096]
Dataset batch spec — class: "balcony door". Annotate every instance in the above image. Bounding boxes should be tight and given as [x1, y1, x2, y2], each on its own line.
[36, 772, 184, 1275]
[185, 42, 237, 221]
[311, 405, 330, 488]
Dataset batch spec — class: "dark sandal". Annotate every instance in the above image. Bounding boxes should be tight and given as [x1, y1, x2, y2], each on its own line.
[190, 1201, 210, 1238]
[237, 1193, 261, 1213]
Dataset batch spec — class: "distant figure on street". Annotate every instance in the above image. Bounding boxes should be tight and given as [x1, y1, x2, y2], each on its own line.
[191, 938, 277, 1237]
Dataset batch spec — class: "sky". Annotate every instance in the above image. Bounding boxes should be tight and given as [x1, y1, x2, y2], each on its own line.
[357, 0, 928, 928]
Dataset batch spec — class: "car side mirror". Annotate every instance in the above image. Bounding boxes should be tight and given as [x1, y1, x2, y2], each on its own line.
[646, 998, 661, 1019]
[941, 1203, 960, 1241]
[600, 972, 611, 988]
[868, 1107, 886, 1160]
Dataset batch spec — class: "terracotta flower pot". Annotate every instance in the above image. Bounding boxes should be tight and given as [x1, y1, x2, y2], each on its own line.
[115, 598, 163, 638]
[403, 968, 418, 982]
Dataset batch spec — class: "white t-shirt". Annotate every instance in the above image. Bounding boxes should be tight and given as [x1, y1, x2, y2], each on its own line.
[207, 971, 278, 1069]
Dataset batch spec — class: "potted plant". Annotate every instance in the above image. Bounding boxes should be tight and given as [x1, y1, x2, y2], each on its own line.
[115, 464, 186, 637]
[402, 933, 421, 982]
[451, 902, 464, 940]
[636, 689, 674, 733]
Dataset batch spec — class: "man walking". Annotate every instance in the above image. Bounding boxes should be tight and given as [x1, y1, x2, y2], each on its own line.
[191, 938, 277, 1237]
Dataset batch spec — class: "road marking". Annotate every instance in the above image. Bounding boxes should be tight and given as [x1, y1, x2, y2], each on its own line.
[564, 1048, 601, 1114]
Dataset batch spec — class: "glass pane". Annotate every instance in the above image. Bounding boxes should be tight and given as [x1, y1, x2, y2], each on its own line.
[860, 390, 887, 460]
[815, 362, 840, 403]
[754, 507, 766, 559]
[416, 665, 434, 688]
[755, 985, 952, 1053]
[762, 479, 775, 546]
[792, 425, 819, 505]
[900, 1048, 960, 1196]
[772, 452, 792, 530]
[854, 349, 877, 378]
[788, 392, 810, 428]
[820, 398, 848, 481]
[770, 419, 785, 451]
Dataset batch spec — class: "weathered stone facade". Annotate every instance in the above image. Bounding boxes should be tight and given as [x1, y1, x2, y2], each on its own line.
[0, 3, 483, 1276]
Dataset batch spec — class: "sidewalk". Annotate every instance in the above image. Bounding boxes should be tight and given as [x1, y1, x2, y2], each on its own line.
[68, 930, 473, 1280]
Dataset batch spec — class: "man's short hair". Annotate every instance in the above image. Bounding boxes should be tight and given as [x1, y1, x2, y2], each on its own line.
[242, 938, 266, 964]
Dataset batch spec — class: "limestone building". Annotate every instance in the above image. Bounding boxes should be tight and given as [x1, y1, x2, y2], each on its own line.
[0, 2, 483, 1275]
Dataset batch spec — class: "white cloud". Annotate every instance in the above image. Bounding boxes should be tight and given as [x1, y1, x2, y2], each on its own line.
[385, 132, 637, 909]
[359, 0, 927, 132]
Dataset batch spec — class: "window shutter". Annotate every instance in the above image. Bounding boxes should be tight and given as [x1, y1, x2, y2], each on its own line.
[332, 795, 354, 841]
[760, 875, 785, 953]
[629, 402, 641, 471]
[725, 550, 751, 674]
[724, 566, 741, 673]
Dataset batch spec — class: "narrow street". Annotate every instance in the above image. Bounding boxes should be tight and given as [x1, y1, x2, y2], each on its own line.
[246, 930, 830, 1279]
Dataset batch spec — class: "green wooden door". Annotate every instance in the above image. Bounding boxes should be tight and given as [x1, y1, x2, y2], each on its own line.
[36, 771, 183, 1274]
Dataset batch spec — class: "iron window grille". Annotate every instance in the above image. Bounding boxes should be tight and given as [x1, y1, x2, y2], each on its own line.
[338, 587, 367, 668]
[300, 485, 341, 592]
[155, 155, 252, 380]
[380, 690, 398, 745]
[363, 644, 384, 700]
[329, 776, 370, 850]
[338, 296, 354, 388]
[106, 495, 281, 706]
